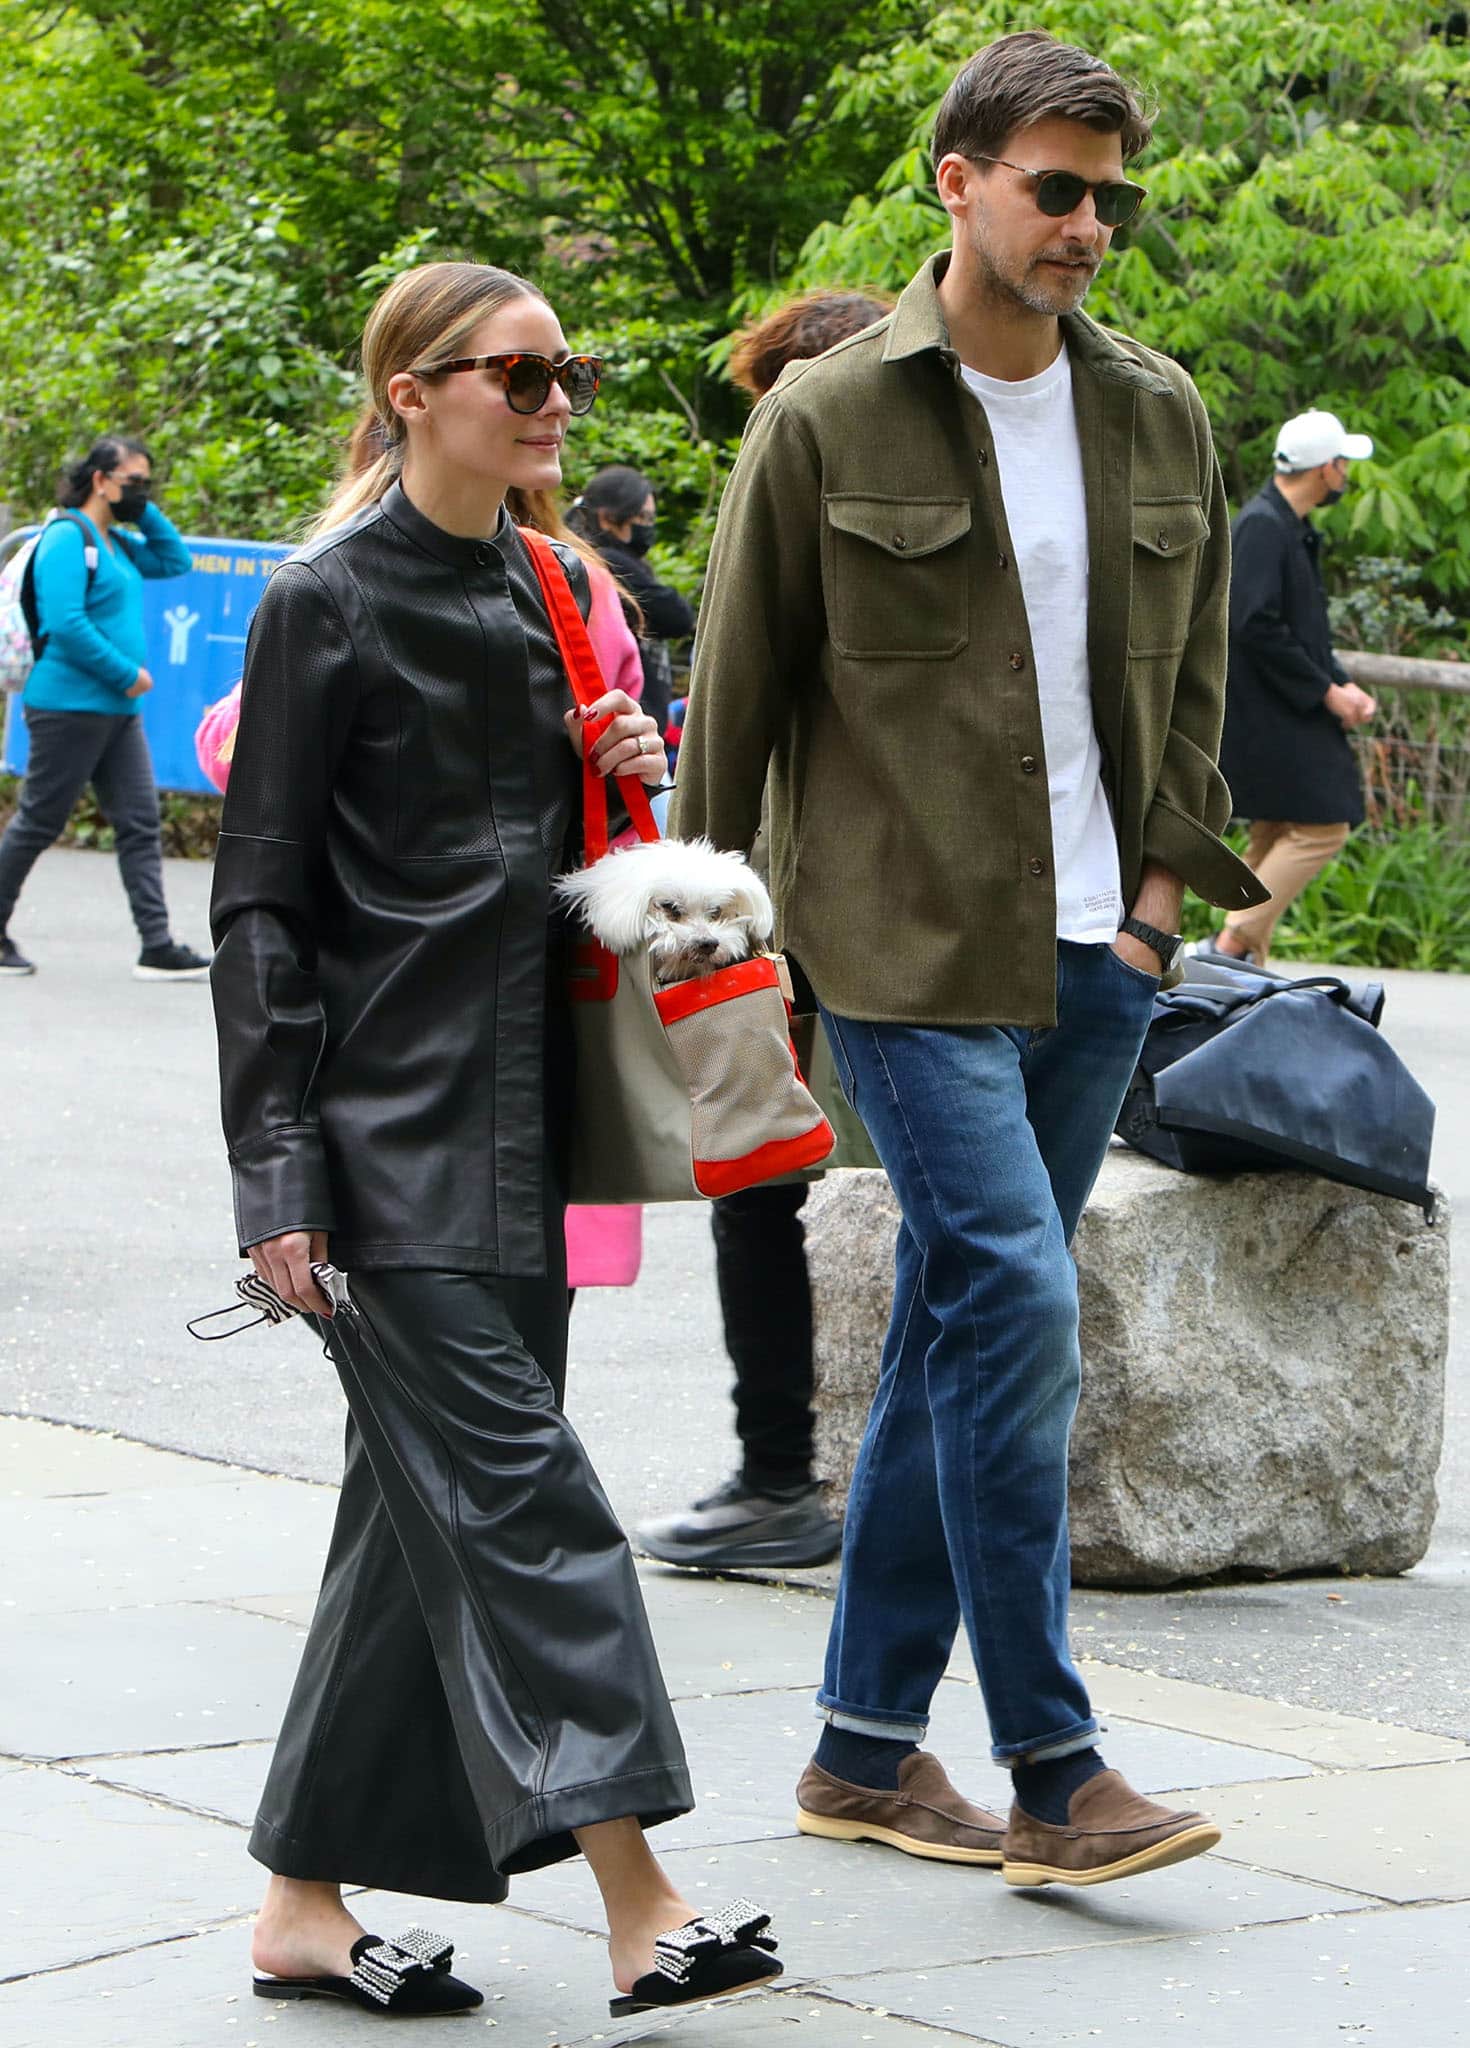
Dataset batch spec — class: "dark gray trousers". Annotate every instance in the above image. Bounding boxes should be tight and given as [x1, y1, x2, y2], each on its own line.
[0, 708, 170, 945]
[250, 1266, 692, 1902]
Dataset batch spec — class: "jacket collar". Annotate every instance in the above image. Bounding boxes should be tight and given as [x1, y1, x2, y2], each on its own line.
[882, 251, 1171, 396]
[381, 478, 512, 568]
[1258, 478, 1309, 528]
[1257, 479, 1323, 555]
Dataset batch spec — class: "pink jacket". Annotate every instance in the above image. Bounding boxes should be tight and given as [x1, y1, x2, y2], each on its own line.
[196, 680, 241, 794]
[567, 555, 645, 1287]
[586, 556, 642, 702]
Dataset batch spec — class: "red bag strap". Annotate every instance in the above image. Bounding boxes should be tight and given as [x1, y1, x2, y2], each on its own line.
[518, 525, 660, 864]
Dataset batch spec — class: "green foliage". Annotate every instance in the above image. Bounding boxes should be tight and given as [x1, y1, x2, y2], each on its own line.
[1179, 823, 1470, 971]
[0, 0, 923, 540]
[1329, 556, 1461, 658]
[780, 0, 1470, 614]
[0, 0, 1464, 624]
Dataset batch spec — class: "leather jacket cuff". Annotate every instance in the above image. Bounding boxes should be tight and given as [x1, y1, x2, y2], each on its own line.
[229, 1123, 337, 1254]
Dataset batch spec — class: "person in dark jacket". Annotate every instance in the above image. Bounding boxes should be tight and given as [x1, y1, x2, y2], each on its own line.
[0, 435, 209, 980]
[1208, 409, 1377, 965]
[569, 465, 693, 732]
[636, 290, 891, 1576]
[212, 260, 782, 2022]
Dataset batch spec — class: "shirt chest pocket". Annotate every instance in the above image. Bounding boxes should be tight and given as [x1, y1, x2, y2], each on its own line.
[822, 495, 971, 661]
[1129, 497, 1210, 657]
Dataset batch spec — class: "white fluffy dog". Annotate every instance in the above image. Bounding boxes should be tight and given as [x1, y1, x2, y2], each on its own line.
[556, 837, 775, 986]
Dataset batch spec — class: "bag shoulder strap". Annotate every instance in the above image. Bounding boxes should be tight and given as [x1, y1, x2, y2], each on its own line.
[20, 512, 100, 653]
[517, 526, 659, 864]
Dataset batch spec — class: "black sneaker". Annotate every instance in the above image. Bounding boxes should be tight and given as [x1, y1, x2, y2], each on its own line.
[636, 1474, 842, 1571]
[134, 940, 212, 982]
[0, 933, 35, 976]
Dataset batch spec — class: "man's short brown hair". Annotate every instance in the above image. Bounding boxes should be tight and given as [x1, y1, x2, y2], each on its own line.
[931, 30, 1153, 172]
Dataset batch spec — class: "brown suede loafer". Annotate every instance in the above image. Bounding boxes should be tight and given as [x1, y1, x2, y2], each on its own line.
[795, 1751, 1005, 1865]
[1002, 1768, 1222, 1887]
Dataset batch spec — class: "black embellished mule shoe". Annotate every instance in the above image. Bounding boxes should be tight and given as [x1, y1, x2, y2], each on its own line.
[609, 1899, 782, 2017]
[253, 1927, 483, 2016]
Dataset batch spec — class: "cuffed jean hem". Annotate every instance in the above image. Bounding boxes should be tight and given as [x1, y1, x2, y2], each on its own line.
[815, 1694, 929, 1742]
[992, 1717, 1102, 1767]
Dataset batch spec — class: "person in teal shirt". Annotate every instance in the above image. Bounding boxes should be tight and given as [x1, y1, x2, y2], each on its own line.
[0, 434, 211, 978]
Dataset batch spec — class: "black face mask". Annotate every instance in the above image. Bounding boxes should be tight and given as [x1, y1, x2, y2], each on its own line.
[624, 518, 655, 557]
[113, 486, 149, 523]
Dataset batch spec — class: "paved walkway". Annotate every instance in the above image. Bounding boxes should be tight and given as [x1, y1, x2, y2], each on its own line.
[3, 850, 1469, 2044]
[4, 1413, 1469, 2047]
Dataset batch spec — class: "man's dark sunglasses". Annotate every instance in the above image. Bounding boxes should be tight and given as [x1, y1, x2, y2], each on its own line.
[972, 156, 1146, 227]
[414, 351, 604, 416]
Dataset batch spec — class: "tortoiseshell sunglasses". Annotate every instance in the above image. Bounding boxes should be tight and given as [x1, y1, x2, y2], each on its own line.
[414, 351, 604, 416]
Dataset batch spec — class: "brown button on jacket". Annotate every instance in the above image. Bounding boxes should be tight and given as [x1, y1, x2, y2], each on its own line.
[672, 253, 1266, 1027]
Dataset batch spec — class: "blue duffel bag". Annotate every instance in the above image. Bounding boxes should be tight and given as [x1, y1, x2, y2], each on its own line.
[1115, 969, 1435, 1216]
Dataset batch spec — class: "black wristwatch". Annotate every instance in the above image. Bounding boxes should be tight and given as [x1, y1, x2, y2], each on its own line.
[1119, 917, 1182, 970]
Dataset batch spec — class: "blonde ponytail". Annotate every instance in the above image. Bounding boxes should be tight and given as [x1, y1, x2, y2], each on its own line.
[311, 449, 401, 539]
[308, 262, 547, 539]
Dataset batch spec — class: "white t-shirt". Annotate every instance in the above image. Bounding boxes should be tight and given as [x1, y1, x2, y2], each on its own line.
[960, 345, 1122, 944]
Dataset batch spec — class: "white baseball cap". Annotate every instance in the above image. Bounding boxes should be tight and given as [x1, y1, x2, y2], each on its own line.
[1274, 409, 1374, 472]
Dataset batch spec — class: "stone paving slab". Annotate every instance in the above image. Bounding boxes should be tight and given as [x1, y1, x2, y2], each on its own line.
[0, 1916, 977, 2048]
[71, 1744, 270, 1832]
[634, 1572, 834, 1699]
[1069, 1571, 1470, 1744]
[216, 1569, 848, 1701]
[643, 1686, 1315, 1856]
[831, 1899, 1470, 2047]
[922, 1683, 1317, 1796]
[507, 1830, 1361, 1979]
[0, 1767, 257, 1981]
[97, 1686, 1313, 1859]
[1180, 1758, 1470, 1903]
[213, 1575, 837, 1699]
[0, 1416, 241, 1499]
[641, 1568, 981, 1697]
[0, 1890, 616, 2047]
[221, 1592, 316, 1628]
[3, 1412, 1466, 2046]
[1082, 1657, 1469, 1769]
[0, 1603, 302, 1759]
[1, 1476, 336, 1617]
[613, 1993, 982, 2047]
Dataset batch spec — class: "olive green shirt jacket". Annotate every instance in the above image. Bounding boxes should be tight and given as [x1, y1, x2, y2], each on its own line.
[672, 253, 1266, 1027]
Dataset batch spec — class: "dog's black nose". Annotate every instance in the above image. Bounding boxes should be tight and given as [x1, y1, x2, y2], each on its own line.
[695, 938, 719, 955]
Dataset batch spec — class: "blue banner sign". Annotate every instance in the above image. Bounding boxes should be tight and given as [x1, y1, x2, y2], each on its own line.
[3, 530, 290, 794]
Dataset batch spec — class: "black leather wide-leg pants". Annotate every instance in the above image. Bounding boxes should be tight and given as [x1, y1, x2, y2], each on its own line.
[249, 1268, 692, 1903]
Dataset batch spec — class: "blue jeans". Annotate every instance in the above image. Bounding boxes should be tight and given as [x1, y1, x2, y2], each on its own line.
[817, 940, 1159, 1763]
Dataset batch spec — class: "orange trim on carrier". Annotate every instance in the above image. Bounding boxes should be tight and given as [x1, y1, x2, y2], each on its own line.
[693, 1123, 835, 1198]
[653, 956, 781, 1025]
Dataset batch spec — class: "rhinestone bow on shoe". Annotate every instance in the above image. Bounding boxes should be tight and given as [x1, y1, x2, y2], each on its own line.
[350, 1927, 455, 2007]
[253, 1925, 482, 2016]
[610, 1899, 783, 2015]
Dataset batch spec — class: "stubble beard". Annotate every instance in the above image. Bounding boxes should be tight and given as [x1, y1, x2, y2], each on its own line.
[970, 216, 1100, 319]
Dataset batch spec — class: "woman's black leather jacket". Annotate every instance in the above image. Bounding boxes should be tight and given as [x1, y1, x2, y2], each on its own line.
[210, 482, 590, 1276]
